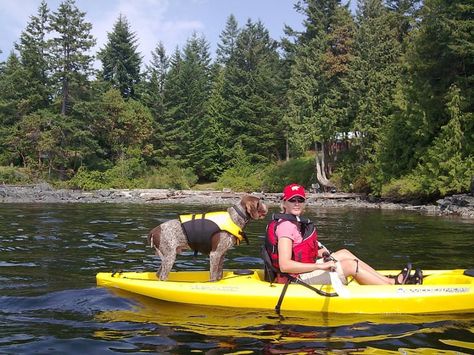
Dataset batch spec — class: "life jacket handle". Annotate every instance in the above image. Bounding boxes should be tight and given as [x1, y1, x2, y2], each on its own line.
[271, 213, 312, 225]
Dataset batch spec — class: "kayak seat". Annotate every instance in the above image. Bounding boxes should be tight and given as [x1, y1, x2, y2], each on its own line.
[261, 245, 278, 283]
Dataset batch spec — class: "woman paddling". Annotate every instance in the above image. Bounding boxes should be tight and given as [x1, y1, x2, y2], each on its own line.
[264, 183, 422, 285]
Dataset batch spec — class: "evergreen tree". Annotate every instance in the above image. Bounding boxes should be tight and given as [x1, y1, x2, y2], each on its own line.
[15, 0, 51, 111]
[0, 53, 32, 164]
[194, 67, 229, 180]
[176, 34, 213, 173]
[414, 85, 474, 196]
[160, 48, 185, 162]
[381, 0, 473, 196]
[285, 0, 354, 188]
[98, 14, 142, 99]
[142, 42, 169, 164]
[216, 14, 240, 65]
[386, 0, 421, 44]
[345, 0, 401, 191]
[49, 0, 95, 115]
[222, 19, 285, 164]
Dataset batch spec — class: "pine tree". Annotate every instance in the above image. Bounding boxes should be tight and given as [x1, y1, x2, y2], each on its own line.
[285, 0, 355, 188]
[386, 0, 421, 44]
[194, 67, 229, 180]
[49, 0, 95, 115]
[381, 0, 473, 197]
[415, 85, 473, 195]
[15, 0, 51, 111]
[175, 34, 212, 173]
[98, 14, 142, 99]
[142, 42, 169, 164]
[221, 19, 285, 164]
[160, 48, 185, 162]
[0, 53, 32, 164]
[346, 0, 401, 191]
[216, 14, 240, 65]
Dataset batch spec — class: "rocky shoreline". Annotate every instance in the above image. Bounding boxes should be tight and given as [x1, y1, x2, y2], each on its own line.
[1, 183, 473, 218]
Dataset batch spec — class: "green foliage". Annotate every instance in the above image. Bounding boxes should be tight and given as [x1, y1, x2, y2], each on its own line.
[0, 166, 33, 184]
[0, 0, 472, 201]
[69, 155, 147, 190]
[262, 155, 316, 192]
[216, 141, 268, 191]
[381, 86, 474, 200]
[48, 0, 96, 115]
[381, 175, 426, 201]
[143, 160, 198, 190]
[98, 14, 142, 99]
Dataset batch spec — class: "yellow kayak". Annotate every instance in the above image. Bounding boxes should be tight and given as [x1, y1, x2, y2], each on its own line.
[96, 269, 474, 314]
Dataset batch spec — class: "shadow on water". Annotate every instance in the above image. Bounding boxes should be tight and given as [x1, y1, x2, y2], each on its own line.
[0, 203, 473, 353]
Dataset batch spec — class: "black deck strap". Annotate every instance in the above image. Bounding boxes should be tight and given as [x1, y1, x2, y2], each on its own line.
[111, 270, 123, 277]
[291, 276, 338, 297]
[274, 275, 338, 313]
[275, 279, 290, 313]
[464, 269, 474, 277]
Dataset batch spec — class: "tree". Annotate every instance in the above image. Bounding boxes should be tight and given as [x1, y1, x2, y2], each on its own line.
[142, 42, 169, 164]
[285, 0, 355, 189]
[216, 14, 240, 65]
[92, 89, 153, 163]
[15, 0, 51, 111]
[380, 0, 473, 197]
[98, 14, 142, 99]
[160, 34, 213, 175]
[386, 0, 421, 44]
[221, 19, 285, 164]
[345, 0, 401, 191]
[194, 67, 229, 180]
[0, 53, 32, 164]
[49, 0, 95, 115]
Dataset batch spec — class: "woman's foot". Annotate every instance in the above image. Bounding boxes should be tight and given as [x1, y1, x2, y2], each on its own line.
[395, 263, 412, 285]
[409, 268, 423, 284]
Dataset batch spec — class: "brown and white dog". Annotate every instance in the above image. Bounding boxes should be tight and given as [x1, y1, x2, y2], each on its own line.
[147, 195, 267, 281]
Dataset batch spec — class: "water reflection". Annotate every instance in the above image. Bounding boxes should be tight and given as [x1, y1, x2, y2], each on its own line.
[0, 203, 473, 353]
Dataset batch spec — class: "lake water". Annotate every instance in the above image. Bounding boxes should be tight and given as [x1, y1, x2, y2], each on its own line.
[0, 203, 473, 353]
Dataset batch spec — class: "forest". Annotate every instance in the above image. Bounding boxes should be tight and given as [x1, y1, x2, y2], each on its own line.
[0, 0, 472, 201]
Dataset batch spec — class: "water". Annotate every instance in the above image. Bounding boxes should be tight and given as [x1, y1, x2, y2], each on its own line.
[0, 203, 473, 353]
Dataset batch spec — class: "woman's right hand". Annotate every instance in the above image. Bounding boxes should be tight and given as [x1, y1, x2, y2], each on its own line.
[318, 260, 336, 272]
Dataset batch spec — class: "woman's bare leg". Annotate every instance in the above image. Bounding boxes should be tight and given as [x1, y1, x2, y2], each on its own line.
[331, 249, 396, 285]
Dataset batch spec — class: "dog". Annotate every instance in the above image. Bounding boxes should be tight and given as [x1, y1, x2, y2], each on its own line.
[147, 195, 267, 281]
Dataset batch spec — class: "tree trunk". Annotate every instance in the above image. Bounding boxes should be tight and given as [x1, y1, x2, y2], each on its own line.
[315, 141, 335, 191]
[61, 77, 68, 116]
[285, 136, 289, 161]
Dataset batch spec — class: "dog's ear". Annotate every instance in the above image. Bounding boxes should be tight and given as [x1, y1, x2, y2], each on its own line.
[242, 195, 265, 219]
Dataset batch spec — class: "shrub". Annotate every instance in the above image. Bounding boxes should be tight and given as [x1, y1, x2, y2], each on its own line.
[0, 166, 33, 184]
[381, 175, 428, 202]
[262, 155, 315, 192]
[143, 160, 198, 189]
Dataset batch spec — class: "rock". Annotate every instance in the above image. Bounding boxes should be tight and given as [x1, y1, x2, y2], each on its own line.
[1, 184, 473, 218]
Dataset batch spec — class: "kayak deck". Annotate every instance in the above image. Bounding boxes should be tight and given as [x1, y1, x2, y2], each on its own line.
[96, 269, 474, 314]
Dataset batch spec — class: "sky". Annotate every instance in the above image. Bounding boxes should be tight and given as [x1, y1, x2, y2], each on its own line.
[0, 0, 310, 66]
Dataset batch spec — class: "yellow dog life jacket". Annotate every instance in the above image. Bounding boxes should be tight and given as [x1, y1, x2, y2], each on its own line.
[179, 211, 245, 255]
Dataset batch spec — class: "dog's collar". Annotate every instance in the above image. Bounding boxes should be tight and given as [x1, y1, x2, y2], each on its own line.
[232, 204, 250, 222]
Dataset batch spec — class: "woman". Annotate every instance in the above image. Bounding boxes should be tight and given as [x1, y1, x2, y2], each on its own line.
[265, 183, 422, 285]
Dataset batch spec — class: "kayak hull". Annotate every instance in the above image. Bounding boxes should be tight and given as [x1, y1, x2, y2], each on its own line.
[96, 269, 474, 314]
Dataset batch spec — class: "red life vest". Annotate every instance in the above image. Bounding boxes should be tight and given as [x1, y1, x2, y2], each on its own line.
[264, 213, 319, 282]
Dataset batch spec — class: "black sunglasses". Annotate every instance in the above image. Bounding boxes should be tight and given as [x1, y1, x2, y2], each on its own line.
[287, 197, 306, 203]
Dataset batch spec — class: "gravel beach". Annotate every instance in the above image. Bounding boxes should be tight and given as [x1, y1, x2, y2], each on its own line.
[1, 183, 473, 218]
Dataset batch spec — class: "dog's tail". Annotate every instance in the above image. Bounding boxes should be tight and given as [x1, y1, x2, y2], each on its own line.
[147, 226, 161, 251]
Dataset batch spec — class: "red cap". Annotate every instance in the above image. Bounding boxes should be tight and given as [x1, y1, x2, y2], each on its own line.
[282, 183, 306, 200]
